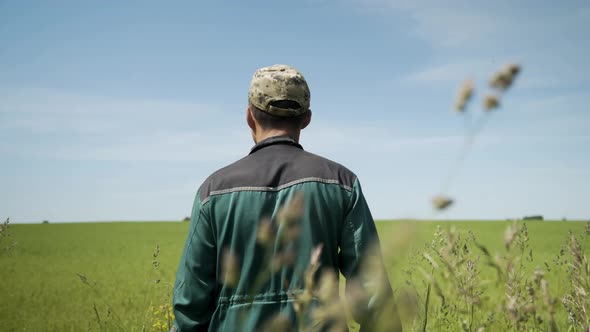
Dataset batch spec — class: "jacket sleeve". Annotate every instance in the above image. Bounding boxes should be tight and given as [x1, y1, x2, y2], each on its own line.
[338, 178, 402, 331]
[172, 191, 217, 332]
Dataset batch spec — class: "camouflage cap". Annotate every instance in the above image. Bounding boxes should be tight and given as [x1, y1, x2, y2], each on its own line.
[248, 64, 310, 117]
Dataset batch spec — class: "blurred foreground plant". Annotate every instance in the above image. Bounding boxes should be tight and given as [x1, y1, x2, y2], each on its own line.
[561, 229, 590, 328]
[398, 221, 580, 331]
[434, 63, 522, 211]
[217, 193, 402, 332]
[0, 217, 18, 255]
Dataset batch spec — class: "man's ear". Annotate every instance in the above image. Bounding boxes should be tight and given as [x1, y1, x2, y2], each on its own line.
[246, 106, 256, 131]
[300, 110, 312, 130]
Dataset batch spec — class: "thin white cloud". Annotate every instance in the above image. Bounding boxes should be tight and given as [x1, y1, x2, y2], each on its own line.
[404, 59, 497, 85]
[0, 87, 217, 115]
[1, 114, 119, 135]
[352, 0, 503, 48]
[304, 121, 590, 159]
[0, 87, 223, 133]
[0, 87, 249, 162]
[48, 130, 250, 162]
[401, 8, 498, 49]
[511, 93, 589, 115]
[353, 0, 589, 51]
[355, 0, 589, 92]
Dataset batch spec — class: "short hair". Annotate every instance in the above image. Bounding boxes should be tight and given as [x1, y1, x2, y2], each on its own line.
[250, 101, 308, 130]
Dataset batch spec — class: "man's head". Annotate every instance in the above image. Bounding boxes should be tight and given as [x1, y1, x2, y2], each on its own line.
[247, 64, 312, 142]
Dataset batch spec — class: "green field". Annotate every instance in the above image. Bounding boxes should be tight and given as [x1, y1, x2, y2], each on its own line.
[0, 221, 587, 331]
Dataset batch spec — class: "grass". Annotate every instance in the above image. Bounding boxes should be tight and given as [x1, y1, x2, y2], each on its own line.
[379, 221, 586, 295]
[0, 220, 586, 331]
[0, 222, 187, 331]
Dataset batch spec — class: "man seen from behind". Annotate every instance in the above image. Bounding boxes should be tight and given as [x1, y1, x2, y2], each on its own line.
[172, 64, 401, 331]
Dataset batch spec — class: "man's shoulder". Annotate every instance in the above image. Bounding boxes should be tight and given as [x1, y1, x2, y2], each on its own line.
[197, 148, 358, 204]
[298, 149, 357, 182]
[197, 154, 252, 202]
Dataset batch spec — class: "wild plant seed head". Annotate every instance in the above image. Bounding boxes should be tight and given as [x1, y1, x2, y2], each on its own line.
[260, 314, 293, 332]
[220, 248, 240, 287]
[281, 249, 297, 267]
[310, 299, 346, 329]
[310, 243, 323, 269]
[345, 280, 371, 320]
[507, 64, 521, 77]
[284, 224, 301, 242]
[483, 94, 500, 112]
[270, 254, 283, 273]
[301, 244, 324, 300]
[455, 79, 474, 113]
[423, 252, 440, 269]
[153, 244, 160, 258]
[295, 290, 313, 313]
[489, 71, 512, 91]
[277, 192, 305, 227]
[316, 270, 339, 302]
[522, 304, 536, 314]
[256, 217, 273, 246]
[489, 64, 521, 91]
[432, 195, 454, 210]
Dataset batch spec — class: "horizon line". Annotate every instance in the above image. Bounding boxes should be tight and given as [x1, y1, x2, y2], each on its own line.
[6, 218, 587, 225]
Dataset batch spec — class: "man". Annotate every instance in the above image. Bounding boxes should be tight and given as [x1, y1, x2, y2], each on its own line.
[172, 65, 399, 331]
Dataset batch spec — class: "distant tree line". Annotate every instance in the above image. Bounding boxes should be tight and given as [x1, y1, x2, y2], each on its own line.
[522, 215, 543, 221]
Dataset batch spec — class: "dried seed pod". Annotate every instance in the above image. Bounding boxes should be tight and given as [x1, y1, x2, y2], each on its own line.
[507, 63, 521, 77]
[432, 196, 454, 210]
[256, 217, 273, 247]
[310, 243, 323, 269]
[423, 252, 440, 269]
[316, 270, 339, 301]
[483, 94, 500, 111]
[455, 79, 474, 113]
[504, 223, 518, 250]
[281, 249, 297, 267]
[276, 192, 305, 243]
[260, 314, 294, 332]
[522, 304, 537, 314]
[220, 248, 240, 287]
[297, 243, 324, 312]
[489, 64, 521, 91]
[270, 254, 284, 273]
[489, 71, 513, 90]
[277, 192, 305, 226]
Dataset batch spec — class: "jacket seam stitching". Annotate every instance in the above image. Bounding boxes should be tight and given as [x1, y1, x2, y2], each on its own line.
[201, 177, 352, 203]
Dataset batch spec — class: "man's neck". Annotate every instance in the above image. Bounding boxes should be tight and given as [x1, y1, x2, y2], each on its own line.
[254, 129, 300, 144]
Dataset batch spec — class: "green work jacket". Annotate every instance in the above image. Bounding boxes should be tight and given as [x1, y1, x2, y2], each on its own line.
[172, 136, 393, 331]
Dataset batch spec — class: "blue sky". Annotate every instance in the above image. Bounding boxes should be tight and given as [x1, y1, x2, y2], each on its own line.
[1, 0, 589, 223]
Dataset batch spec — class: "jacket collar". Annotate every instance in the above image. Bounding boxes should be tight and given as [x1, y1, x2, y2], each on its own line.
[249, 135, 303, 155]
